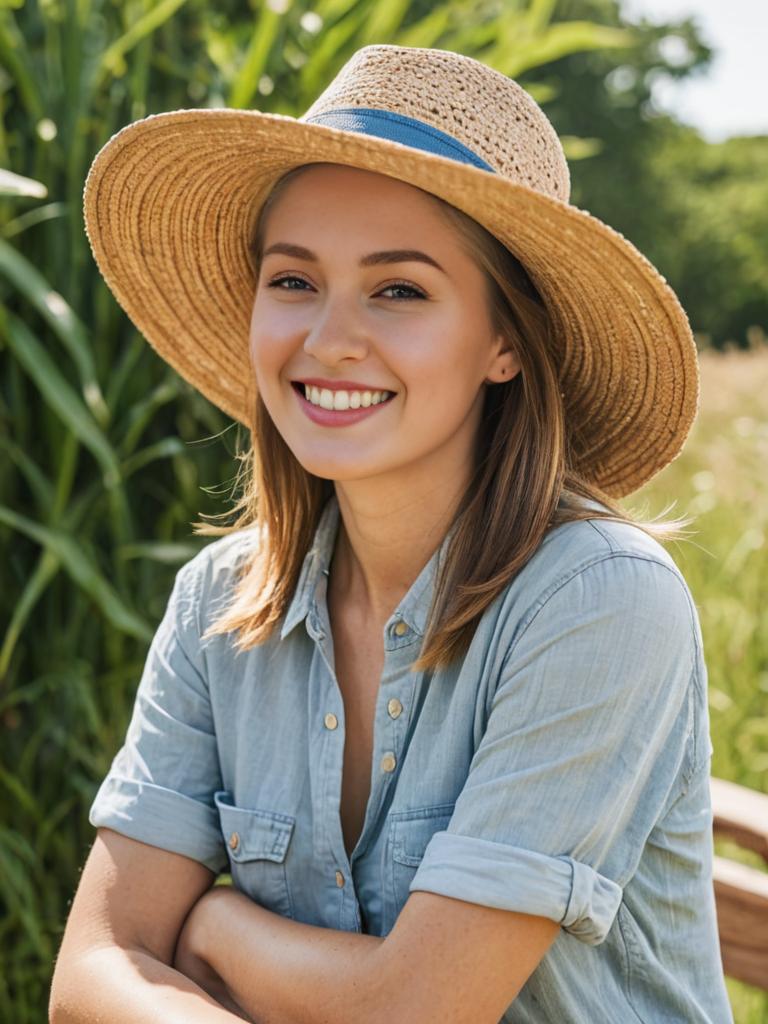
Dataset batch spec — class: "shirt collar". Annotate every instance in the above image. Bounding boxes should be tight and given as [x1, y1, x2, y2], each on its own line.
[279, 494, 340, 641]
[279, 492, 456, 641]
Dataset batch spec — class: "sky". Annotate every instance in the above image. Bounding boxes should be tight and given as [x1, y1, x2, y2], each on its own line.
[621, 0, 767, 141]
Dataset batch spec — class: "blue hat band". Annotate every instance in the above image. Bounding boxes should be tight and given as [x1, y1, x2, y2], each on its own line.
[303, 107, 496, 173]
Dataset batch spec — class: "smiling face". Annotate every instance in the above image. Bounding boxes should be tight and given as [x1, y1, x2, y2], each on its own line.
[249, 163, 520, 493]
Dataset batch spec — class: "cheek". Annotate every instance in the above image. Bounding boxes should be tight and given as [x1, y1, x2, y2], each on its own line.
[249, 294, 312, 372]
[402, 329, 490, 405]
[248, 320, 292, 391]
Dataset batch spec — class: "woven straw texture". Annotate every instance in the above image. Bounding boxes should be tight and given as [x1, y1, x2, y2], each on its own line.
[82, 43, 699, 498]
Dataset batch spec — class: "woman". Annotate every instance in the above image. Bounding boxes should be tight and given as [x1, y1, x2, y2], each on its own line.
[50, 44, 732, 1023]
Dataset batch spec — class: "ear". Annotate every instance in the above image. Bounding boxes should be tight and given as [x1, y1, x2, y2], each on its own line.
[485, 336, 521, 385]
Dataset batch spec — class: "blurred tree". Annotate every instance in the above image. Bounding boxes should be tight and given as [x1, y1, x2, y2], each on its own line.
[645, 128, 768, 347]
[529, 0, 767, 347]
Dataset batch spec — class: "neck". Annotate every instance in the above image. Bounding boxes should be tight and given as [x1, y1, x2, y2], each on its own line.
[328, 455, 473, 628]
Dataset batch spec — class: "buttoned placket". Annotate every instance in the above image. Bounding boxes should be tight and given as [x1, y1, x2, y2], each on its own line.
[307, 581, 424, 933]
[285, 494, 447, 933]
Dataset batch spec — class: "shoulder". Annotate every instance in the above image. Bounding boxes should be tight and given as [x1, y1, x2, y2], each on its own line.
[495, 510, 700, 654]
[170, 526, 265, 629]
[541, 505, 679, 571]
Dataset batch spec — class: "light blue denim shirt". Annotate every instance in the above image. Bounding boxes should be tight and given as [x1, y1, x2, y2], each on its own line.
[89, 492, 733, 1023]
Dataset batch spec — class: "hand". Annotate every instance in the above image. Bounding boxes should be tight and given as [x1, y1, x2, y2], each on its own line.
[174, 887, 255, 1021]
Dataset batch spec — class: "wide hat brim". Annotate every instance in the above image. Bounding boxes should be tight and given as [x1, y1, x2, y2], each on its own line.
[83, 107, 699, 498]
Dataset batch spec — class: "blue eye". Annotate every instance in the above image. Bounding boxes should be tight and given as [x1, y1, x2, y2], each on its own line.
[266, 276, 427, 301]
[268, 275, 311, 291]
[380, 281, 427, 301]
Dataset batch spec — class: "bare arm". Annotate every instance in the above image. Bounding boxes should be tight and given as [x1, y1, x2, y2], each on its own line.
[50, 944, 250, 1023]
[49, 828, 253, 1023]
[179, 883, 558, 1024]
[175, 886, 382, 1022]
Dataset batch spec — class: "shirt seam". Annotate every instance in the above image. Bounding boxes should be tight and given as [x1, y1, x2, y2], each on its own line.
[506, 549, 698, 664]
[501, 549, 702, 786]
[171, 551, 228, 797]
[585, 518, 623, 551]
[617, 901, 651, 1024]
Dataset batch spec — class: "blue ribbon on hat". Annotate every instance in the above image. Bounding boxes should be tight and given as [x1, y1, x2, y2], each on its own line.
[304, 107, 496, 173]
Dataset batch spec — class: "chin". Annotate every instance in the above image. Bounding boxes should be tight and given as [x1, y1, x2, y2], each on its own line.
[289, 449, 391, 482]
[297, 462, 377, 482]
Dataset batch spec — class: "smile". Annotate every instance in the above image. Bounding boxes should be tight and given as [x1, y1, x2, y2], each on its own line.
[291, 382, 396, 427]
[297, 383, 396, 410]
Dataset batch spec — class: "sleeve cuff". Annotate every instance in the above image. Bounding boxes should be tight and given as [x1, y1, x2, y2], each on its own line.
[409, 832, 623, 945]
[88, 775, 228, 874]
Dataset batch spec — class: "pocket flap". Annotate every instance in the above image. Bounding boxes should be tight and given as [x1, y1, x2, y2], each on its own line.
[214, 790, 295, 864]
[391, 804, 455, 867]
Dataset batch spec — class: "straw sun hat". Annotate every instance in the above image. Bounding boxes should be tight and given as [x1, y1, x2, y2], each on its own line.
[83, 43, 699, 499]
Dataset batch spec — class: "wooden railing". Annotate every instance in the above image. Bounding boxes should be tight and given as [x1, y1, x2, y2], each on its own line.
[710, 776, 768, 990]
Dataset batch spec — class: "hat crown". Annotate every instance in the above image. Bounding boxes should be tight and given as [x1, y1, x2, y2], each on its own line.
[300, 44, 570, 202]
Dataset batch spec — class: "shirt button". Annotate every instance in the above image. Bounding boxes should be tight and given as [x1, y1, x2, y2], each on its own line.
[393, 620, 409, 637]
[335, 870, 345, 887]
[387, 698, 403, 719]
[228, 831, 240, 852]
[381, 751, 397, 773]
[324, 712, 338, 730]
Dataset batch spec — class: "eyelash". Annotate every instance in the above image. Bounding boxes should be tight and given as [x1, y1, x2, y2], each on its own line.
[266, 274, 427, 301]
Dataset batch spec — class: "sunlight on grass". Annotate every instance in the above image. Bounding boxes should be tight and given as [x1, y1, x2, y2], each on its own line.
[631, 346, 768, 1021]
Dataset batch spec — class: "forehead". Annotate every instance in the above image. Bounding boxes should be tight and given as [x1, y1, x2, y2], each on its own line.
[263, 163, 451, 233]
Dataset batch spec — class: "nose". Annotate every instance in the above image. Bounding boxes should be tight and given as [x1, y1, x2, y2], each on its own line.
[302, 293, 370, 366]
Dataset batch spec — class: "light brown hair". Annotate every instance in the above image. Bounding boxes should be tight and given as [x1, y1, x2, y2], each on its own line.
[194, 164, 690, 672]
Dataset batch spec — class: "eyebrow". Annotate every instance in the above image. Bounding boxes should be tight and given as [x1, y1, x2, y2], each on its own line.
[261, 242, 446, 274]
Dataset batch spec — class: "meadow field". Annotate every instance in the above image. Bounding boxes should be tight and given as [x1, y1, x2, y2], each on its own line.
[631, 344, 768, 1022]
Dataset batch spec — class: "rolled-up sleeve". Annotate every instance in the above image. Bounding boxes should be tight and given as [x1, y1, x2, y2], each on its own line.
[88, 552, 227, 873]
[409, 553, 698, 945]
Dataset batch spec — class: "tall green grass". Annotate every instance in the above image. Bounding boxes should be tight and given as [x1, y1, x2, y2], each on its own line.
[1, 2, 762, 1020]
[635, 346, 768, 797]
[631, 345, 768, 1024]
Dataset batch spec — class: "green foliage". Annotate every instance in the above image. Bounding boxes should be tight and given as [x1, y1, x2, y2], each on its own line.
[539, 0, 767, 348]
[0, 1, 764, 1020]
[647, 130, 768, 347]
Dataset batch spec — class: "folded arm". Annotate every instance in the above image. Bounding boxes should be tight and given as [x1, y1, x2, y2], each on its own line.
[49, 830, 250, 1023]
[179, 884, 558, 1024]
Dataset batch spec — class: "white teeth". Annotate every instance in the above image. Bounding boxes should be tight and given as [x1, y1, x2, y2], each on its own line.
[303, 385, 393, 411]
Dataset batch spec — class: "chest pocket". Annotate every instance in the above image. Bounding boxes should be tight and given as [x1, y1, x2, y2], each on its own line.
[214, 790, 296, 918]
[383, 803, 455, 934]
